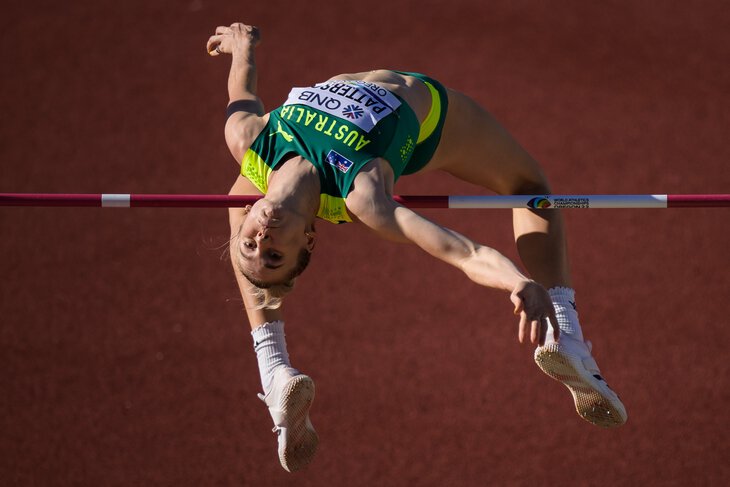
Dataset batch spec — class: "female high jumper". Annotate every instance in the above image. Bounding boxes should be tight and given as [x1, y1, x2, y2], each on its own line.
[207, 23, 626, 472]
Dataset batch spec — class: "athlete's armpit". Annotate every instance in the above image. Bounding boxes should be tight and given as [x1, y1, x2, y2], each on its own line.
[225, 112, 267, 164]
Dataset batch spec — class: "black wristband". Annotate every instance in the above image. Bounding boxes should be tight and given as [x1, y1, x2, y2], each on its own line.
[226, 100, 264, 119]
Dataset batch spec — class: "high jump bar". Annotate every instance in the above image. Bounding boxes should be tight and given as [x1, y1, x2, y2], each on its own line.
[0, 193, 729, 208]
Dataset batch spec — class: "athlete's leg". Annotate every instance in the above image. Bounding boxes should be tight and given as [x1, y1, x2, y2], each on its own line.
[423, 88, 569, 289]
[423, 89, 626, 427]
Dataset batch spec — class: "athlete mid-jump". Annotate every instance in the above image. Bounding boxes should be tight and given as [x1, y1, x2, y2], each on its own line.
[207, 23, 626, 472]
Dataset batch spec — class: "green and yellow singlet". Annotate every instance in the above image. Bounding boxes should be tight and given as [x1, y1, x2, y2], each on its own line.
[241, 79, 420, 224]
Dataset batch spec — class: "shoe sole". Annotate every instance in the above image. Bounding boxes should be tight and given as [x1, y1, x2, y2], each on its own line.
[535, 343, 627, 428]
[279, 375, 318, 472]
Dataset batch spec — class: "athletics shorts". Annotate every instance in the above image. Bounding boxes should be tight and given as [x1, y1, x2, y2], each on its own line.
[393, 71, 449, 175]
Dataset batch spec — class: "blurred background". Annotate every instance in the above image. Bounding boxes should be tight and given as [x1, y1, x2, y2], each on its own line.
[1, 1, 728, 485]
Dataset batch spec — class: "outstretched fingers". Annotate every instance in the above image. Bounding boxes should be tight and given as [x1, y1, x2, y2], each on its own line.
[513, 298, 526, 343]
[531, 317, 541, 344]
[520, 312, 547, 345]
[510, 280, 558, 346]
[514, 301, 546, 345]
[532, 308, 558, 346]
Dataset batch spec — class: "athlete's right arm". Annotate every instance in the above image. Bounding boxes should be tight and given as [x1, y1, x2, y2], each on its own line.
[349, 190, 558, 346]
[207, 23, 266, 163]
[228, 175, 284, 329]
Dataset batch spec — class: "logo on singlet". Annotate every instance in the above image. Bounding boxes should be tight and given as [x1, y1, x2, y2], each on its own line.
[270, 120, 294, 142]
[342, 105, 364, 119]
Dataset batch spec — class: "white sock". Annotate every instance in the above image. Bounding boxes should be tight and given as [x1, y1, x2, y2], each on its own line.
[548, 287, 584, 342]
[251, 320, 292, 394]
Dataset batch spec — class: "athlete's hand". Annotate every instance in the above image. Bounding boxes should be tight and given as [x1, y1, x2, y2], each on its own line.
[510, 280, 559, 346]
[207, 23, 261, 56]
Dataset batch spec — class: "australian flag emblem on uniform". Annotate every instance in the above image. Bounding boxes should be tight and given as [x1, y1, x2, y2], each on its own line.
[342, 104, 364, 119]
[326, 150, 354, 173]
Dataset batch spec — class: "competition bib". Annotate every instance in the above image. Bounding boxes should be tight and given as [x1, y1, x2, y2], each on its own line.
[284, 80, 402, 133]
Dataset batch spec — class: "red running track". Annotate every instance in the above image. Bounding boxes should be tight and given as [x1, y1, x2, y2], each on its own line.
[1, 1, 729, 485]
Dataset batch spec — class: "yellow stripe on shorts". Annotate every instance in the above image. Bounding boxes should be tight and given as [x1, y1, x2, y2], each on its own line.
[417, 81, 441, 144]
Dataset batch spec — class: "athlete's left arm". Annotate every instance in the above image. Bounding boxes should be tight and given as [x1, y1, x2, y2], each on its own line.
[207, 22, 266, 163]
[349, 193, 558, 344]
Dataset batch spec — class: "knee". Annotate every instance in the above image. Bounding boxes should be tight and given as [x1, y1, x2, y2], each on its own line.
[495, 169, 552, 196]
[509, 177, 552, 196]
[488, 154, 552, 196]
[506, 153, 551, 194]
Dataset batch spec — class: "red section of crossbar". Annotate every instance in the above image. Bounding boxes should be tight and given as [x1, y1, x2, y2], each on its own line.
[393, 195, 449, 208]
[0, 193, 102, 207]
[129, 194, 258, 207]
[667, 194, 730, 208]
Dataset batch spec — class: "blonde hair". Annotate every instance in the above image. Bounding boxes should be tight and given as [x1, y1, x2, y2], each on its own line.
[246, 281, 294, 310]
[239, 246, 312, 310]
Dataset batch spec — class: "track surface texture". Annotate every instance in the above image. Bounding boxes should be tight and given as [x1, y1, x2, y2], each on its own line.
[1, 1, 728, 485]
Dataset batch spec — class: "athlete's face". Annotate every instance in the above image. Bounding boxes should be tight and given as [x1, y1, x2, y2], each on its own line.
[235, 199, 313, 286]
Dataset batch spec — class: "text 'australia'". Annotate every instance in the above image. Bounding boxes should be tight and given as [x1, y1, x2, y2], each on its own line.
[279, 105, 372, 151]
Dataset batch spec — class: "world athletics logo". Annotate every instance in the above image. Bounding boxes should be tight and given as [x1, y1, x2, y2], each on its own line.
[527, 197, 552, 209]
